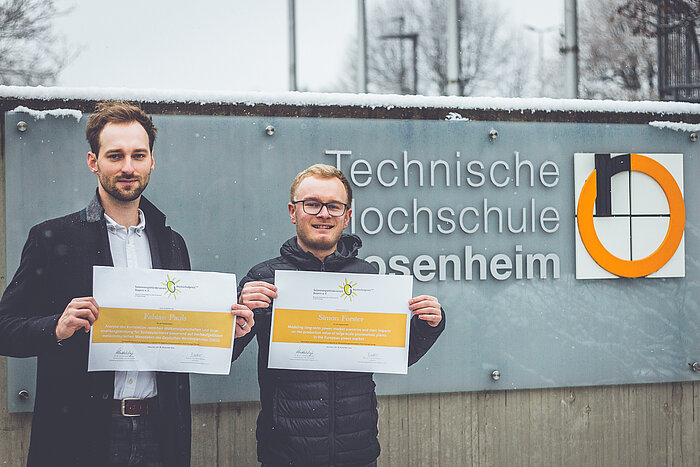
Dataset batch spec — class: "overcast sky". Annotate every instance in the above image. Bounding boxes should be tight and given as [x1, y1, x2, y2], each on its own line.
[53, 0, 563, 93]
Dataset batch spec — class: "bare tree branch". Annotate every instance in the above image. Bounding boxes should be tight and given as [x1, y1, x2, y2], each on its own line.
[333, 0, 536, 97]
[617, 0, 699, 36]
[0, 0, 75, 85]
[579, 0, 657, 100]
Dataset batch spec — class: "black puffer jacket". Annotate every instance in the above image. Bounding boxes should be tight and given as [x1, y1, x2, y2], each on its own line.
[236, 234, 445, 466]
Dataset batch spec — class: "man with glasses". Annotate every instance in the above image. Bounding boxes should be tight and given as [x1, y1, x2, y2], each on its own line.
[237, 163, 445, 466]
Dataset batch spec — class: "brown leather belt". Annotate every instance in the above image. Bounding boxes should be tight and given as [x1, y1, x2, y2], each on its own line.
[112, 397, 157, 417]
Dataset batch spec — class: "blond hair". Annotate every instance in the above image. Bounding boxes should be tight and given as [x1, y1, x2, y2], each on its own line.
[289, 164, 352, 203]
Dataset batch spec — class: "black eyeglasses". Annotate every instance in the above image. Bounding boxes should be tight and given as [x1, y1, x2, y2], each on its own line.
[292, 200, 348, 217]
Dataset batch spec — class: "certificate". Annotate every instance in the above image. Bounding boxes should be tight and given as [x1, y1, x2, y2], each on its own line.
[269, 270, 413, 374]
[88, 266, 237, 375]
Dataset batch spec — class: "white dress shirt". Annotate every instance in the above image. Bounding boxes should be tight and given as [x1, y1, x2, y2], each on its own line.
[104, 210, 157, 400]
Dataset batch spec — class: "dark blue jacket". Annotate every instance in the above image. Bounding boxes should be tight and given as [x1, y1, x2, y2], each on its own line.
[236, 234, 445, 466]
[0, 194, 192, 467]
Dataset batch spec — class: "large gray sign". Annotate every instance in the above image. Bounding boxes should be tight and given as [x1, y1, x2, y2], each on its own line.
[4, 109, 699, 412]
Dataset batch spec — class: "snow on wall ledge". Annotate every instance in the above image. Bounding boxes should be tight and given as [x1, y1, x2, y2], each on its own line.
[8, 105, 82, 121]
[2, 85, 700, 116]
[649, 120, 700, 132]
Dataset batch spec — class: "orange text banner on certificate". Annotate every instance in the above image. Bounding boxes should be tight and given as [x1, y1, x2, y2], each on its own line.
[92, 308, 234, 348]
[272, 309, 407, 347]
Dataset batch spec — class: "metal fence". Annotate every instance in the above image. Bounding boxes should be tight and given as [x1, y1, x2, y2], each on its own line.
[658, 1, 700, 101]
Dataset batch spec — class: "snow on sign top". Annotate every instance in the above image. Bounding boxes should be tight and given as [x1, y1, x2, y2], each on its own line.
[8, 105, 83, 121]
[649, 120, 700, 132]
[2, 85, 700, 116]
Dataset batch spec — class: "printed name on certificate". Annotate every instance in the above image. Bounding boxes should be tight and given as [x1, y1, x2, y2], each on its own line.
[269, 270, 413, 374]
[89, 266, 237, 375]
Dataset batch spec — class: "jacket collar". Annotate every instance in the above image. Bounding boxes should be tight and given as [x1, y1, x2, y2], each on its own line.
[85, 190, 166, 228]
[85, 191, 105, 223]
[280, 234, 363, 268]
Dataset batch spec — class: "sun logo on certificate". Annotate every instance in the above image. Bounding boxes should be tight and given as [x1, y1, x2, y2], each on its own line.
[339, 278, 358, 301]
[162, 275, 182, 299]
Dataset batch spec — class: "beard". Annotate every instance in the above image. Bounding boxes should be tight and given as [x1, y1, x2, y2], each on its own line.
[296, 223, 343, 254]
[97, 171, 150, 202]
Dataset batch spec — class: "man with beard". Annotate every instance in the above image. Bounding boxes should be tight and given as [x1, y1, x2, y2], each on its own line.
[236, 164, 445, 466]
[0, 101, 254, 467]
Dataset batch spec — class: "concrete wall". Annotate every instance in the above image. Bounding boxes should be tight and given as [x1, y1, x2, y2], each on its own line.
[3, 376, 700, 466]
[189, 384, 700, 466]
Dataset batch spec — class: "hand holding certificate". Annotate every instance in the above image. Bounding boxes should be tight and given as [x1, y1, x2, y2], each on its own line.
[269, 270, 413, 374]
[88, 266, 240, 375]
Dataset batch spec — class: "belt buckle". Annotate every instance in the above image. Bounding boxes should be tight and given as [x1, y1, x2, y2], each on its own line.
[120, 397, 141, 417]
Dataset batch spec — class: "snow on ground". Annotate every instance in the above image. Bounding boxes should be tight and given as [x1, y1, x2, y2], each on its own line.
[2, 85, 700, 116]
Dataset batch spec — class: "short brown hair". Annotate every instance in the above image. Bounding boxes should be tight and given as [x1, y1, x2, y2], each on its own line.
[290, 164, 353, 204]
[85, 101, 157, 155]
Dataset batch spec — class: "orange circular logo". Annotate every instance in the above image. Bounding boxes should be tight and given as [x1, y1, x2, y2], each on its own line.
[577, 154, 685, 278]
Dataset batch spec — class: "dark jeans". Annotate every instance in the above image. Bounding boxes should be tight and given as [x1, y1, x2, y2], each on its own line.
[109, 413, 164, 467]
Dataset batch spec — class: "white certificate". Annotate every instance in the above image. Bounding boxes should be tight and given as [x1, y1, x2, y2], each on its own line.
[269, 270, 413, 374]
[88, 266, 237, 375]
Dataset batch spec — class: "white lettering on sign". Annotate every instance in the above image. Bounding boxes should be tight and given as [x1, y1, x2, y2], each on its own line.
[348, 198, 560, 236]
[364, 245, 560, 282]
[326, 150, 560, 189]
[325, 149, 562, 282]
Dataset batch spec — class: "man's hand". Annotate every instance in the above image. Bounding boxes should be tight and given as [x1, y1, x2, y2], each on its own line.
[409, 295, 442, 327]
[231, 304, 255, 338]
[55, 297, 99, 340]
[239, 281, 278, 311]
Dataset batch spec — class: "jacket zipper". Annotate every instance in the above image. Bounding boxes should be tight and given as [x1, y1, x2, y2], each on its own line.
[319, 260, 336, 465]
[329, 371, 336, 465]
